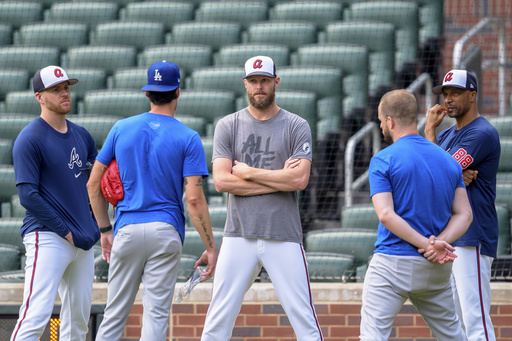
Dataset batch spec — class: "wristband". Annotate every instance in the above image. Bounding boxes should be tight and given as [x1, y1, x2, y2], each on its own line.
[99, 224, 112, 233]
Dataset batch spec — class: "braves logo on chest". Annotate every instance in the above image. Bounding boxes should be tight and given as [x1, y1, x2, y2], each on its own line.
[68, 147, 83, 170]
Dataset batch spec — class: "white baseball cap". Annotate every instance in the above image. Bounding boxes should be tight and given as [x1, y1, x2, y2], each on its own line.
[33, 65, 78, 93]
[432, 69, 478, 94]
[244, 56, 276, 79]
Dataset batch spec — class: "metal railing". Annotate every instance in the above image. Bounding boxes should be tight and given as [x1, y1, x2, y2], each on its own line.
[344, 121, 380, 207]
[344, 73, 433, 207]
[452, 17, 507, 116]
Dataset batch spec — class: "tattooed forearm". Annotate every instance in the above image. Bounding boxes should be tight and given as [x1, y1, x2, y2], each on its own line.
[198, 213, 214, 248]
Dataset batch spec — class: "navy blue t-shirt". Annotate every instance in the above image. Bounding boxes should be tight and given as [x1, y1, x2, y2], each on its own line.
[12, 117, 100, 250]
[437, 116, 500, 257]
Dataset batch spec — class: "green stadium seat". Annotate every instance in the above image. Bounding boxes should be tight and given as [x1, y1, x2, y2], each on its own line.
[175, 90, 236, 136]
[270, 2, 343, 31]
[112, 67, 148, 90]
[139, 44, 212, 77]
[182, 227, 224, 259]
[67, 115, 122, 150]
[304, 228, 376, 268]
[0, 2, 43, 30]
[168, 22, 242, 52]
[46, 2, 118, 29]
[66, 45, 137, 76]
[209, 206, 227, 228]
[195, 1, 268, 30]
[91, 21, 165, 52]
[174, 115, 208, 137]
[0, 140, 13, 165]
[215, 44, 290, 68]
[121, 2, 194, 31]
[246, 21, 317, 51]
[496, 204, 511, 256]
[277, 90, 317, 144]
[345, 1, 419, 86]
[295, 43, 368, 122]
[0, 269, 25, 283]
[0, 69, 30, 101]
[0, 165, 17, 203]
[488, 116, 512, 138]
[202, 136, 214, 172]
[0, 24, 13, 46]
[66, 68, 107, 100]
[200, 136, 217, 197]
[276, 66, 343, 140]
[305, 252, 356, 282]
[10, 194, 24, 218]
[82, 89, 149, 118]
[17, 23, 88, 52]
[0, 46, 60, 75]
[82, 0, 140, 8]
[0, 114, 34, 141]
[188, 67, 246, 98]
[341, 204, 379, 230]
[323, 21, 395, 96]
[4, 91, 39, 116]
[0, 218, 24, 252]
[0, 243, 21, 272]
[496, 182, 512, 213]
[5, 91, 78, 116]
[498, 138, 512, 182]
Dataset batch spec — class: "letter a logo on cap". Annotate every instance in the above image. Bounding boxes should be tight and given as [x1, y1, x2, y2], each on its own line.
[444, 72, 453, 82]
[253, 59, 263, 69]
[154, 69, 162, 82]
[54, 68, 64, 78]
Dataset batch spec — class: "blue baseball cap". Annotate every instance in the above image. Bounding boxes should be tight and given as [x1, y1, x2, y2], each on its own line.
[141, 60, 180, 92]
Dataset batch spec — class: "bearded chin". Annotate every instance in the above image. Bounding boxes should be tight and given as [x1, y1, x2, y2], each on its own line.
[248, 91, 275, 110]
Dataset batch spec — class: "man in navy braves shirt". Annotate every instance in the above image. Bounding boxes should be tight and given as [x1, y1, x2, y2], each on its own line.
[425, 69, 500, 341]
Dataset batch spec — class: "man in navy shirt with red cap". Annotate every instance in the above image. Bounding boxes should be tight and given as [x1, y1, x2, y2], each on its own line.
[425, 69, 500, 341]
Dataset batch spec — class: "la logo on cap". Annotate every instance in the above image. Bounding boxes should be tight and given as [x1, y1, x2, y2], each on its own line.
[153, 69, 162, 82]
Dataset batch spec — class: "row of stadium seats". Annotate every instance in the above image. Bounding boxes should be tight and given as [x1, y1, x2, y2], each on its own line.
[0, 0, 444, 86]
[0, 0, 443, 43]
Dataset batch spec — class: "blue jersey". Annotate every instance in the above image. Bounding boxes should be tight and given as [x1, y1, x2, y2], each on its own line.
[13, 117, 100, 250]
[97, 112, 209, 243]
[437, 116, 500, 257]
[369, 135, 465, 256]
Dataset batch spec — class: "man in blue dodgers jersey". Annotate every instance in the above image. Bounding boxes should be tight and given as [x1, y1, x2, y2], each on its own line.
[10, 66, 100, 341]
[361, 89, 472, 341]
[87, 60, 216, 341]
[201, 56, 323, 341]
[425, 69, 500, 341]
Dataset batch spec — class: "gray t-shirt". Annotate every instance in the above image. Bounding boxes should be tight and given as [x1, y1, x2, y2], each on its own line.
[213, 108, 313, 244]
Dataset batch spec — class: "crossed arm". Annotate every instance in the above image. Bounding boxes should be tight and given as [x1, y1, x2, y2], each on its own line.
[372, 187, 472, 264]
[212, 157, 311, 196]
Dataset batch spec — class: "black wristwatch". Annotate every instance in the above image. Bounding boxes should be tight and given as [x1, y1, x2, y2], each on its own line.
[99, 224, 112, 233]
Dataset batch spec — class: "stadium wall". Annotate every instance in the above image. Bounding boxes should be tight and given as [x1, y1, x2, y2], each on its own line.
[2, 282, 511, 341]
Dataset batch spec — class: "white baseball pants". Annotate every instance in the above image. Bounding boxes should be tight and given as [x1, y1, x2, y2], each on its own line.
[11, 231, 94, 341]
[201, 237, 323, 341]
[451, 246, 495, 341]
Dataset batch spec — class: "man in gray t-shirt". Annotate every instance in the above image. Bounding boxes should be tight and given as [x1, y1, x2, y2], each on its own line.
[201, 56, 323, 341]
